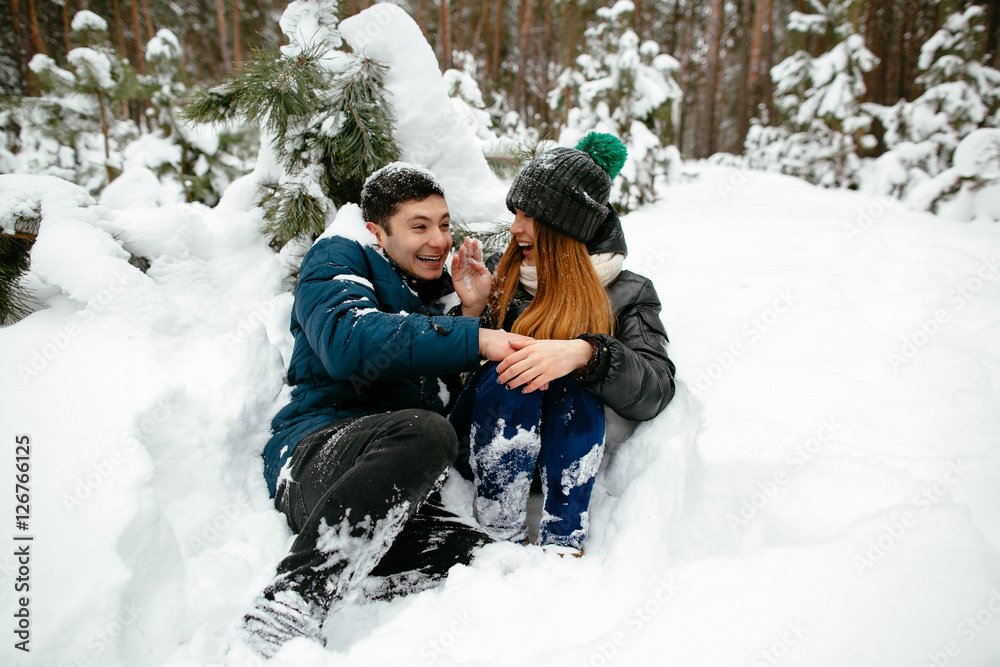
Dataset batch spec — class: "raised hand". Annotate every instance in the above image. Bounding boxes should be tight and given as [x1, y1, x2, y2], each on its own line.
[450, 237, 492, 318]
[495, 338, 594, 393]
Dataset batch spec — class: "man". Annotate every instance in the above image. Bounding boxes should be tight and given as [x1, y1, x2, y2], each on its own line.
[235, 163, 520, 659]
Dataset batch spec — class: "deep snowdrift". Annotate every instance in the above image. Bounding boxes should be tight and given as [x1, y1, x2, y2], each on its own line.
[2, 165, 999, 667]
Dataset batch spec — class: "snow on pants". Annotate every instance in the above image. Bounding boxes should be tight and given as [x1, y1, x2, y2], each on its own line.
[269, 409, 488, 613]
[450, 362, 606, 550]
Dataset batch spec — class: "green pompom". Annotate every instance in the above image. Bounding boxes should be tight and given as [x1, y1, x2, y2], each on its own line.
[575, 132, 627, 179]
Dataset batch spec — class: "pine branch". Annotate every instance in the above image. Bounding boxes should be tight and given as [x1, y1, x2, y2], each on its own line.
[0, 227, 36, 326]
[182, 46, 333, 139]
[262, 183, 328, 249]
[450, 219, 511, 256]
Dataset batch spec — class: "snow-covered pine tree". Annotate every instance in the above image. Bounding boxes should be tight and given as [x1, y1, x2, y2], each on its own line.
[862, 4, 1000, 215]
[443, 52, 533, 180]
[745, 2, 877, 188]
[21, 10, 140, 193]
[141, 29, 256, 205]
[550, 0, 682, 211]
[184, 0, 399, 249]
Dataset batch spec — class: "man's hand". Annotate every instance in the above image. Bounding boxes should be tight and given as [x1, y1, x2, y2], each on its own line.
[478, 328, 535, 362]
[496, 339, 594, 393]
[451, 238, 492, 318]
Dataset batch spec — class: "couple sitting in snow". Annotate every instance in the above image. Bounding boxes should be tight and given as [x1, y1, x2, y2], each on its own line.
[234, 133, 677, 660]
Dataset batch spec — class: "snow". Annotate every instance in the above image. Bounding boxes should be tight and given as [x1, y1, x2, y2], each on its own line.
[146, 29, 181, 62]
[70, 9, 108, 33]
[279, 0, 343, 57]
[337, 4, 507, 224]
[68, 47, 115, 91]
[4, 162, 1000, 667]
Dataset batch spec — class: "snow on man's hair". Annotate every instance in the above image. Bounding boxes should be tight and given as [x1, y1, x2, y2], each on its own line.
[361, 162, 445, 231]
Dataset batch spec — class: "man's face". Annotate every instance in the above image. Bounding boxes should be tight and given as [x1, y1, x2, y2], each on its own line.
[366, 195, 452, 281]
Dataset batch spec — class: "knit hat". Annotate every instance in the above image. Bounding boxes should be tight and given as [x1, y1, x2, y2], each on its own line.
[505, 132, 627, 243]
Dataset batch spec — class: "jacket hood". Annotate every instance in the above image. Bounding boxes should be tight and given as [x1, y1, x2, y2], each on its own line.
[586, 205, 628, 258]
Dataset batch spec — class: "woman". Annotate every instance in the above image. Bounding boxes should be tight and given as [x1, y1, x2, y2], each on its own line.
[450, 133, 677, 556]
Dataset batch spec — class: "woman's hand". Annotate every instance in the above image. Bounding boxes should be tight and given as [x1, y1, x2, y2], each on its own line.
[495, 338, 594, 393]
[451, 237, 492, 318]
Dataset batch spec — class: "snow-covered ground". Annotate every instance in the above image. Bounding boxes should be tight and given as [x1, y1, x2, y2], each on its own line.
[2, 164, 999, 667]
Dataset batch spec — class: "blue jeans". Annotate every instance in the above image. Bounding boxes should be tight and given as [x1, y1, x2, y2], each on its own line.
[450, 362, 606, 549]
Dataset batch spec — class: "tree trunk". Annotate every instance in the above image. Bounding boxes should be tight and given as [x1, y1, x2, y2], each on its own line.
[989, 0, 1000, 69]
[454, 0, 464, 53]
[904, 1, 923, 101]
[491, 0, 504, 84]
[539, 0, 551, 131]
[896, 1, 910, 102]
[437, 0, 452, 71]
[140, 0, 155, 41]
[633, 0, 643, 42]
[677, 0, 696, 153]
[515, 0, 535, 118]
[111, 0, 127, 59]
[760, 0, 776, 124]
[10, 0, 30, 95]
[27, 0, 45, 56]
[476, 0, 489, 78]
[416, 0, 428, 36]
[735, 0, 752, 153]
[214, 0, 231, 74]
[61, 0, 71, 55]
[95, 85, 115, 183]
[696, 0, 725, 158]
[749, 0, 765, 97]
[130, 0, 145, 73]
[864, 0, 887, 105]
[231, 0, 242, 69]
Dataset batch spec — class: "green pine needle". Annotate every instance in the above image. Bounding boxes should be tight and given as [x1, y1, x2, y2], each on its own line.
[575, 132, 628, 179]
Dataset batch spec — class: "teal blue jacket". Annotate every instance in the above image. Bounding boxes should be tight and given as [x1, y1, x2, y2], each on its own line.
[263, 235, 480, 495]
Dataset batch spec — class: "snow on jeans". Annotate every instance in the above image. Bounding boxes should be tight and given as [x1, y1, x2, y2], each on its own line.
[451, 362, 606, 550]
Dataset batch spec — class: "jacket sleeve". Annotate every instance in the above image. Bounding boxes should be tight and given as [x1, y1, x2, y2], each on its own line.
[294, 240, 481, 381]
[576, 277, 676, 421]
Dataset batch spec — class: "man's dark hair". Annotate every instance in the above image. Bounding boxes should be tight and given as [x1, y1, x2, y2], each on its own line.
[360, 163, 445, 233]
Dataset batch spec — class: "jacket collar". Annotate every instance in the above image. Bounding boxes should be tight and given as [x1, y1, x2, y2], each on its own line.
[386, 255, 456, 307]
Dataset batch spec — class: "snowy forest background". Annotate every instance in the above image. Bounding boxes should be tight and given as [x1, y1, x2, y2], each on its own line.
[2, 2, 1000, 666]
[3, 0, 1000, 233]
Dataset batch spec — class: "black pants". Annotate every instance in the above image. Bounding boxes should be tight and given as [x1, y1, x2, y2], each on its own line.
[270, 409, 489, 610]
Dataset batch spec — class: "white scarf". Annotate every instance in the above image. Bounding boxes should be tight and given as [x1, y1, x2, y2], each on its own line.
[518, 252, 624, 296]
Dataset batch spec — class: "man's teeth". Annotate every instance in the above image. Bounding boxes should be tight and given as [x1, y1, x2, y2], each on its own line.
[417, 255, 442, 261]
